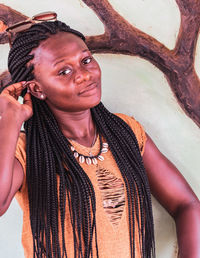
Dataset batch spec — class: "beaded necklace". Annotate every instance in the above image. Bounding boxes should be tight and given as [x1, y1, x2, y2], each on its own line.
[69, 128, 108, 165]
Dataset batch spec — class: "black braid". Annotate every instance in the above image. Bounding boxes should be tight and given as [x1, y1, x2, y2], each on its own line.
[5, 20, 155, 257]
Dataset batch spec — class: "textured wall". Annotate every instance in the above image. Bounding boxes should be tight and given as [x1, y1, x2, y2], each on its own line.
[0, 0, 200, 257]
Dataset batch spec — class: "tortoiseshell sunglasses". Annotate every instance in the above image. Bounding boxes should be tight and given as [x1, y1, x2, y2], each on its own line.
[6, 11, 57, 47]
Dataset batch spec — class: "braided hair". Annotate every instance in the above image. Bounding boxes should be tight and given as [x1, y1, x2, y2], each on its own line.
[5, 20, 155, 258]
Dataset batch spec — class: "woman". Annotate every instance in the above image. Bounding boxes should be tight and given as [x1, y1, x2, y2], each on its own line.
[0, 14, 199, 258]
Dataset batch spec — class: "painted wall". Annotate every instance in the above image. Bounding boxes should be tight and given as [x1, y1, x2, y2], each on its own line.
[0, 0, 200, 257]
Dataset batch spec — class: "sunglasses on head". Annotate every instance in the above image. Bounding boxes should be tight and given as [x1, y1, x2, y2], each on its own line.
[6, 11, 57, 47]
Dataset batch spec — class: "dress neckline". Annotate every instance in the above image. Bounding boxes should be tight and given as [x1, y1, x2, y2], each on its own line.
[68, 134, 100, 156]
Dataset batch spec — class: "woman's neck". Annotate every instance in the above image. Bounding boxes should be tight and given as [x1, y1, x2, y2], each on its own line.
[52, 108, 96, 147]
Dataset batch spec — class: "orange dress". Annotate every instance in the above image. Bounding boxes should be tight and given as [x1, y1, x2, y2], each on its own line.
[15, 113, 147, 258]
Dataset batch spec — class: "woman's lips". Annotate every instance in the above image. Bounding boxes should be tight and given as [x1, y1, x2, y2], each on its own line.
[79, 82, 98, 96]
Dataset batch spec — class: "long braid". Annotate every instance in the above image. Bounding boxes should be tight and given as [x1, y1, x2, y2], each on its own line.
[4, 20, 155, 257]
[91, 103, 155, 257]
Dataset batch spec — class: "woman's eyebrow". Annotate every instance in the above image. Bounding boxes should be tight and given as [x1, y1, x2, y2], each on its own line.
[53, 49, 90, 67]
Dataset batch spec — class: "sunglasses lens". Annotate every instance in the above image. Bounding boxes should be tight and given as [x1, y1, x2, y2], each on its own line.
[7, 21, 32, 34]
[33, 12, 57, 21]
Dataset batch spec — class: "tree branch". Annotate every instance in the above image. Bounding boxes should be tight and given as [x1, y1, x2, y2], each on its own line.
[174, 0, 200, 68]
[83, 0, 200, 127]
[175, 0, 200, 16]
[0, 71, 11, 88]
[1, 2, 200, 127]
[83, 0, 176, 70]
[0, 4, 27, 45]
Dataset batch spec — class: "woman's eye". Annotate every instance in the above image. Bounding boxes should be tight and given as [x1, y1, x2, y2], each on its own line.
[59, 68, 72, 76]
[82, 57, 93, 65]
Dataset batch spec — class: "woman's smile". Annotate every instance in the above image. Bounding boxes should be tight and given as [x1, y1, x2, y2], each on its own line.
[78, 82, 99, 96]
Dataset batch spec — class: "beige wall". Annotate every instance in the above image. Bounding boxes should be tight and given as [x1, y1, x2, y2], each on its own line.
[0, 0, 200, 257]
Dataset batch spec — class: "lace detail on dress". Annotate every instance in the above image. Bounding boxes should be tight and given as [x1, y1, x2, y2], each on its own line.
[96, 167, 125, 226]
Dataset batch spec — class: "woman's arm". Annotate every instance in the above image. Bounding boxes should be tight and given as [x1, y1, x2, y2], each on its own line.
[0, 82, 32, 215]
[142, 134, 200, 258]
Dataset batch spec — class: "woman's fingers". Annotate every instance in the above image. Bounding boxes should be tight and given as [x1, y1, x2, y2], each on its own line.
[1, 82, 27, 99]
[22, 92, 33, 120]
[0, 81, 33, 122]
[23, 92, 32, 109]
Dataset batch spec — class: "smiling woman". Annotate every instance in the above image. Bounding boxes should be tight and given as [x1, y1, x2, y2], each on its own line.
[0, 15, 199, 258]
[29, 32, 101, 115]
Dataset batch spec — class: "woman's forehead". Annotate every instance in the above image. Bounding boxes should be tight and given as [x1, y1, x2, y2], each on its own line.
[43, 31, 85, 48]
[31, 31, 88, 64]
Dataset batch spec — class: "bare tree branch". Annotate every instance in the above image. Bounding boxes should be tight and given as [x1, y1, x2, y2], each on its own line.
[0, 2, 200, 128]
[175, 0, 200, 16]
[174, 0, 200, 67]
[84, 0, 174, 66]
[82, 0, 200, 127]
[0, 4, 27, 44]
[0, 4, 28, 88]
[0, 71, 11, 88]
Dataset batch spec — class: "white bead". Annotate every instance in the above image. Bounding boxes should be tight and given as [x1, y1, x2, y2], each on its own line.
[98, 155, 104, 161]
[71, 146, 75, 151]
[86, 157, 92, 165]
[92, 158, 98, 165]
[101, 148, 108, 153]
[103, 143, 108, 148]
[74, 152, 79, 158]
[40, 94, 45, 99]
[79, 156, 85, 163]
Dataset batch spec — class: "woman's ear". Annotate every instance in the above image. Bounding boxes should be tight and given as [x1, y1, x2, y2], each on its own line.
[26, 81, 46, 100]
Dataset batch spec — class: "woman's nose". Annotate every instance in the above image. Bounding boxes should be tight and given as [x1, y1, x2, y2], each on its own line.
[74, 68, 91, 84]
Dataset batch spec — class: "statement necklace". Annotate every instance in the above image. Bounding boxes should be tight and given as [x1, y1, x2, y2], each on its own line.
[70, 129, 109, 165]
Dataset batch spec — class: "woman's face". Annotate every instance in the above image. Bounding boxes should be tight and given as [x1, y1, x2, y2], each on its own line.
[31, 31, 101, 113]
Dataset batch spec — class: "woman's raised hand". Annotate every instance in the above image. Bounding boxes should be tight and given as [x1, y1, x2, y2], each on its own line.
[0, 82, 33, 124]
[0, 82, 32, 215]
